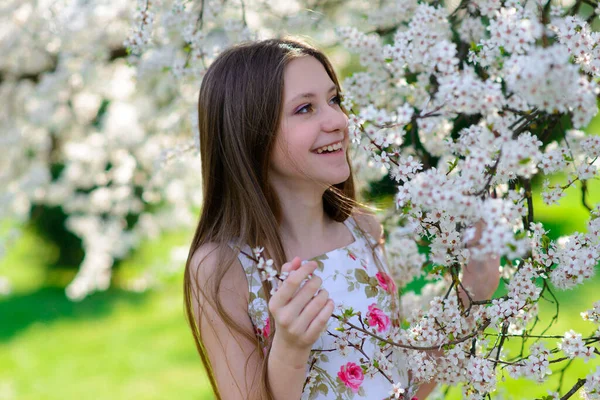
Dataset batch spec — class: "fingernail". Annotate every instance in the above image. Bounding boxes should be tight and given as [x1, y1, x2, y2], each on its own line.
[301, 260, 309, 265]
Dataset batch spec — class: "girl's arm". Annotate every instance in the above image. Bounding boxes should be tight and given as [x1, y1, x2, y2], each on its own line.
[461, 219, 501, 301]
[267, 257, 335, 399]
[190, 246, 332, 400]
[190, 243, 265, 399]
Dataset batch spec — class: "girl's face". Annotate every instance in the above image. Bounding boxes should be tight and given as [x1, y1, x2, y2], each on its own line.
[269, 56, 350, 189]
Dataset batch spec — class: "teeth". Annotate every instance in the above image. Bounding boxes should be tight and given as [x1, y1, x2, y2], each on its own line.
[315, 141, 342, 154]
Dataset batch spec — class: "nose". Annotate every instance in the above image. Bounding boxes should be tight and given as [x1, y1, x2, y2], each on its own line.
[320, 104, 348, 133]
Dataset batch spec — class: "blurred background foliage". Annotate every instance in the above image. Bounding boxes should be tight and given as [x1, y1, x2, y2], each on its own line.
[1, 42, 600, 400]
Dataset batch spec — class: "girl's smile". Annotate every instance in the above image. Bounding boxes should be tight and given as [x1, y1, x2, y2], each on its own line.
[311, 140, 344, 154]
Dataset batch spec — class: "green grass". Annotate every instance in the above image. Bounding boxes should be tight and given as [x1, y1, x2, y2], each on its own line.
[0, 228, 212, 400]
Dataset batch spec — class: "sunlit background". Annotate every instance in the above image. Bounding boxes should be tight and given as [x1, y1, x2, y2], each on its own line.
[1, 0, 599, 399]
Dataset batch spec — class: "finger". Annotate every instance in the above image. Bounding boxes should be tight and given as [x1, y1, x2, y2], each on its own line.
[269, 261, 317, 311]
[305, 298, 335, 340]
[281, 256, 302, 274]
[285, 276, 325, 318]
[276, 257, 302, 292]
[289, 288, 329, 332]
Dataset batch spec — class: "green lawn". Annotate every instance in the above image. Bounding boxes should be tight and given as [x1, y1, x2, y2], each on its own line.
[0, 230, 212, 400]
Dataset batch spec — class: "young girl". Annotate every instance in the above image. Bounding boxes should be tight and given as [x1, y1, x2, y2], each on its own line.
[183, 38, 499, 400]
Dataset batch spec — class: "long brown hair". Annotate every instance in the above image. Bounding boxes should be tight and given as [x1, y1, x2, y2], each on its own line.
[183, 37, 397, 399]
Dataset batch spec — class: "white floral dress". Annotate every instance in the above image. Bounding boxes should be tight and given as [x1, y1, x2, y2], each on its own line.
[236, 216, 411, 400]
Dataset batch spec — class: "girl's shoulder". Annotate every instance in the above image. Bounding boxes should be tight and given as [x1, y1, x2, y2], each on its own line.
[188, 242, 250, 304]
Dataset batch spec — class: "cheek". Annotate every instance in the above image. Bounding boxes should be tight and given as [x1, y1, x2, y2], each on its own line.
[269, 134, 297, 174]
[276, 125, 313, 157]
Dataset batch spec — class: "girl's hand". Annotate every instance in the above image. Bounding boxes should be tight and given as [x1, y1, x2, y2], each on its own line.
[462, 220, 501, 301]
[268, 257, 334, 357]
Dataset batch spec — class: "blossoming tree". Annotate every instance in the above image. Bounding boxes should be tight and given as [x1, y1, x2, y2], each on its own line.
[1, 0, 203, 299]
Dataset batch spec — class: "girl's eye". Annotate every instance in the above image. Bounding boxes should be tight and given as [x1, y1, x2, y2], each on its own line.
[295, 103, 313, 115]
[330, 95, 342, 105]
[294, 94, 342, 115]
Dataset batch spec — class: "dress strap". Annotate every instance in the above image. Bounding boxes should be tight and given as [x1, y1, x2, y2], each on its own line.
[342, 216, 358, 242]
[344, 214, 380, 248]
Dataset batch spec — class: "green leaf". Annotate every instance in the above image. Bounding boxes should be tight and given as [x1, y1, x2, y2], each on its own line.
[518, 157, 531, 165]
[446, 157, 459, 174]
[365, 285, 378, 298]
[354, 268, 370, 284]
[251, 276, 261, 287]
[310, 254, 329, 271]
[563, 153, 574, 162]
[430, 265, 445, 275]
[541, 234, 551, 249]
[318, 383, 329, 395]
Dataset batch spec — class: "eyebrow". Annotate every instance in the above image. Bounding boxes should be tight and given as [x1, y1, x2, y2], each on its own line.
[287, 85, 338, 106]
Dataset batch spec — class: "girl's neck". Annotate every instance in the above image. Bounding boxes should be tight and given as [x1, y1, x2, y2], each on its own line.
[277, 195, 331, 246]
[272, 181, 340, 258]
[270, 177, 354, 260]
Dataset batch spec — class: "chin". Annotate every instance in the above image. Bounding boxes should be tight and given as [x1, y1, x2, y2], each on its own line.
[324, 168, 351, 186]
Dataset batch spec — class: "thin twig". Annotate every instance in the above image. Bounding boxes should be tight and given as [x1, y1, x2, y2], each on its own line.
[331, 313, 492, 351]
[560, 378, 586, 400]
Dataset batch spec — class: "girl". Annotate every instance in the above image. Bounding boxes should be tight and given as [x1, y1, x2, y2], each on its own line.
[183, 38, 499, 400]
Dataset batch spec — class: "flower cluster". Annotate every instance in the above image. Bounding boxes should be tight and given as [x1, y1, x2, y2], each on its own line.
[124, 0, 154, 56]
[2, 0, 208, 299]
[585, 366, 600, 399]
[503, 45, 598, 128]
[506, 342, 552, 383]
[551, 16, 600, 77]
[558, 330, 596, 362]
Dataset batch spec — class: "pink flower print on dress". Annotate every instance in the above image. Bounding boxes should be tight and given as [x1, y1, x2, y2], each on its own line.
[366, 303, 391, 332]
[337, 362, 364, 393]
[360, 259, 368, 269]
[347, 250, 357, 261]
[263, 317, 270, 338]
[376, 271, 397, 294]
